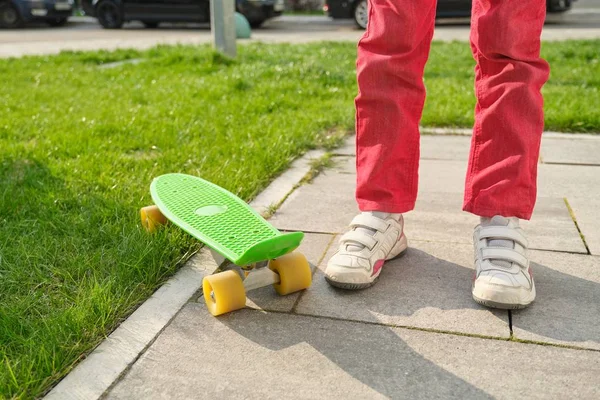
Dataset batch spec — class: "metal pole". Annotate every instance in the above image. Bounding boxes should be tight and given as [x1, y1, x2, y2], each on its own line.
[210, 0, 237, 58]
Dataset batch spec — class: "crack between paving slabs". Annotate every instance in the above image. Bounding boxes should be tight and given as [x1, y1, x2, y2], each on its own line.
[250, 308, 600, 353]
[563, 197, 592, 255]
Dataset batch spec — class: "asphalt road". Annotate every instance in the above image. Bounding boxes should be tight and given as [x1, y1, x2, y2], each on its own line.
[1, 3, 599, 58]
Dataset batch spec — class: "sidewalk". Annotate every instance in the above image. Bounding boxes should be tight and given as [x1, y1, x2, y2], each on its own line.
[52, 134, 600, 399]
[3, 13, 600, 59]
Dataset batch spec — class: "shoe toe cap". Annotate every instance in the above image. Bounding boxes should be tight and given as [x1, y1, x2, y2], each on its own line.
[325, 265, 365, 282]
[477, 271, 518, 287]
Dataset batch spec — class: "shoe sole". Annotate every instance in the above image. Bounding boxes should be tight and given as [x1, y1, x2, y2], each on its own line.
[325, 238, 408, 290]
[472, 281, 536, 310]
[472, 296, 533, 310]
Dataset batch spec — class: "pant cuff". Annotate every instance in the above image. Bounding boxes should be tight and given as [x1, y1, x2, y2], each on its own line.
[462, 202, 533, 220]
[357, 199, 416, 214]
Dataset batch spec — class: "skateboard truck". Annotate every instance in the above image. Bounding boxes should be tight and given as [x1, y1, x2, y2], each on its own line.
[210, 250, 282, 292]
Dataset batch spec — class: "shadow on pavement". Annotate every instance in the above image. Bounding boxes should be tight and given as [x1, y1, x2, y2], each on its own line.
[219, 309, 494, 399]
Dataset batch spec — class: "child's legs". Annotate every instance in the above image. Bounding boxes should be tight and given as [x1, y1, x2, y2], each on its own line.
[463, 0, 550, 220]
[355, 0, 437, 213]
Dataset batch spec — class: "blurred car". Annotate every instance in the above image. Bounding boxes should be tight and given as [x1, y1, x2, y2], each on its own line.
[0, 0, 73, 28]
[325, 0, 576, 29]
[81, 0, 284, 29]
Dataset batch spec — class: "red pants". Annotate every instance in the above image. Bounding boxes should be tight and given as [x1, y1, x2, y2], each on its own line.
[355, 0, 550, 220]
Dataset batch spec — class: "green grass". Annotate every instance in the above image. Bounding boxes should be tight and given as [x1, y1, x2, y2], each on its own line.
[0, 40, 598, 399]
[423, 40, 600, 132]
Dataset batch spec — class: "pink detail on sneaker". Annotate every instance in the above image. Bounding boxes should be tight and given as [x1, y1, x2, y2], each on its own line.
[372, 259, 385, 277]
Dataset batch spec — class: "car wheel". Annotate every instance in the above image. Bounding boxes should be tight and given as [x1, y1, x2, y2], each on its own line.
[353, 0, 368, 30]
[0, 2, 24, 28]
[142, 21, 159, 28]
[96, 0, 123, 29]
[47, 17, 69, 27]
[249, 19, 264, 29]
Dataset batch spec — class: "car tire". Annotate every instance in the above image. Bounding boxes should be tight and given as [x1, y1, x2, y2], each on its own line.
[0, 2, 24, 28]
[249, 20, 264, 28]
[142, 21, 159, 28]
[47, 17, 69, 27]
[353, 0, 368, 30]
[96, 0, 123, 29]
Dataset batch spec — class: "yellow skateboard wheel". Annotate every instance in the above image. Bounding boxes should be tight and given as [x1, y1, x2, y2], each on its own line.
[203, 270, 246, 316]
[268, 252, 312, 295]
[140, 205, 167, 233]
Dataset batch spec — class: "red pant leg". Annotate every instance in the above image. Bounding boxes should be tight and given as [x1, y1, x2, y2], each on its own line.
[463, 0, 550, 220]
[355, 0, 437, 213]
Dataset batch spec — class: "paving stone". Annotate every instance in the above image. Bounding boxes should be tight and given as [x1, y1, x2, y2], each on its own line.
[332, 135, 355, 156]
[296, 240, 510, 337]
[541, 137, 600, 166]
[397, 326, 600, 400]
[511, 250, 600, 350]
[419, 159, 468, 193]
[406, 194, 587, 253]
[337, 135, 600, 166]
[333, 135, 472, 162]
[251, 149, 325, 215]
[270, 169, 358, 233]
[106, 307, 600, 400]
[537, 163, 600, 199]
[324, 143, 600, 201]
[272, 165, 586, 253]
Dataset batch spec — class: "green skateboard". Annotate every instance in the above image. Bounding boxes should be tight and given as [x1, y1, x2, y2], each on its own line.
[141, 173, 312, 316]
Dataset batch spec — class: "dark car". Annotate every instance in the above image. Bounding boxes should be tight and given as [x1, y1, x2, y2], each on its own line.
[0, 0, 73, 28]
[81, 0, 284, 29]
[325, 0, 576, 29]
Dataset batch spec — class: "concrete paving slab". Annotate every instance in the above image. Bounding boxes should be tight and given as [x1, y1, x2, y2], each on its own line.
[332, 135, 355, 156]
[419, 159, 469, 193]
[321, 153, 600, 201]
[251, 149, 325, 215]
[334, 135, 472, 161]
[537, 163, 600, 199]
[272, 162, 586, 253]
[324, 137, 600, 200]
[295, 240, 510, 338]
[238, 233, 335, 312]
[269, 169, 358, 234]
[406, 194, 587, 254]
[397, 327, 600, 400]
[106, 306, 600, 400]
[420, 135, 471, 161]
[418, 159, 600, 200]
[512, 250, 600, 350]
[567, 198, 600, 255]
[541, 137, 600, 166]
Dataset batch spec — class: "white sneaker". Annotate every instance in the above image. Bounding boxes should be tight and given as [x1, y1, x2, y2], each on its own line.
[325, 212, 408, 289]
[472, 216, 535, 309]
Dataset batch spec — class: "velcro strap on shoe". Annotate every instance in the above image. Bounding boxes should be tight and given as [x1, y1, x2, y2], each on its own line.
[481, 248, 528, 269]
[350, 214, 389, 232]
[340, 231, 377, 250]
[478, 226, 528, 248]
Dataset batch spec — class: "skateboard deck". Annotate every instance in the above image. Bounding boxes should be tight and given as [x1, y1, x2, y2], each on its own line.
[150, 173, 304, 266]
